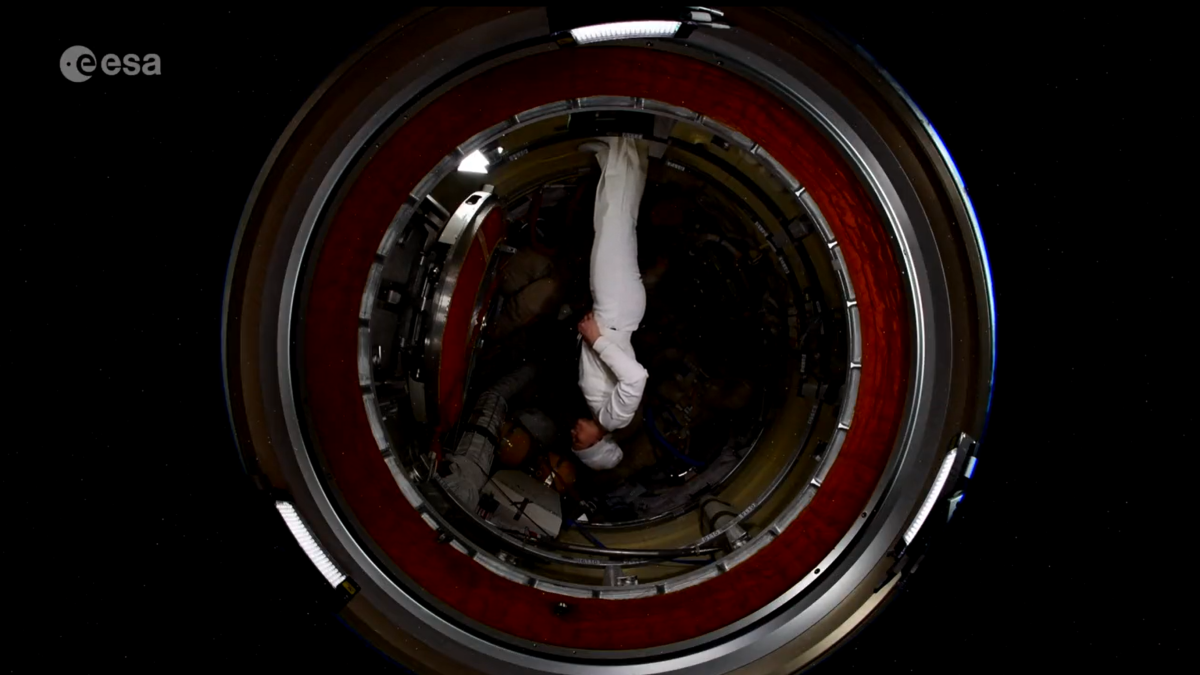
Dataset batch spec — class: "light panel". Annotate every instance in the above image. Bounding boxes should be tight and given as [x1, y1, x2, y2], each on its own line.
[902, 449, 957, 545]
[457, 149, 490, 174]
[275, 501, 347, 587]
[570, 21, 682, 45]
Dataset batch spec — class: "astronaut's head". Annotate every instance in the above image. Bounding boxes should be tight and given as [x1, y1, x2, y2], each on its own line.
[571, 417, 605, 451]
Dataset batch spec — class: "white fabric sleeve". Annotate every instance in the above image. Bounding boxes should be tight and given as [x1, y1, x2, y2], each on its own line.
[573, 435, 623, 471]
[590, 335, 648, 432]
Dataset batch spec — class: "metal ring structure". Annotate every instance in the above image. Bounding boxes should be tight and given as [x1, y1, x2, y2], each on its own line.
[361, 99, 847, 590]
[420, 190, 507, 437]
[223, 7, 995, 674]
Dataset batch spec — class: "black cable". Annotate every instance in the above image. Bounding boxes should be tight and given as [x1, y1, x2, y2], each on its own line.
[646, 405, 705, 469]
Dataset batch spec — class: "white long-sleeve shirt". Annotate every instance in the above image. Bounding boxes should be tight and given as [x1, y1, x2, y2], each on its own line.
[580, 330, 648, 432]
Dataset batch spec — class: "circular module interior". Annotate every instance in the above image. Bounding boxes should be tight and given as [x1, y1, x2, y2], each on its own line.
[223, 7, 995, 675]
[368, 103, 854, 596]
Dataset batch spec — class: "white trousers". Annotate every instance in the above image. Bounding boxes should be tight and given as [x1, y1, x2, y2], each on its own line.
[589, 137, 648, 332]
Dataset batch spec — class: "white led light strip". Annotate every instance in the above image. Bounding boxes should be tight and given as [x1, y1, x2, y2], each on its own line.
[276, 501, 348, 587]
[570, 21, 682, 45]
[902, 449, 957, 545]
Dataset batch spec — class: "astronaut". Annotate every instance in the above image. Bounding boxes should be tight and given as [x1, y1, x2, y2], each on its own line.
[438, 363, 538, 510]
[571, 137, 651, 471]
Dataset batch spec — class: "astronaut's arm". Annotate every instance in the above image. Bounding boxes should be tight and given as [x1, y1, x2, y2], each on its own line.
[592, 336, 648, 430]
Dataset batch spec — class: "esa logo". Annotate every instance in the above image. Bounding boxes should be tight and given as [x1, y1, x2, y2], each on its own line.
[60, 46, 161, 83]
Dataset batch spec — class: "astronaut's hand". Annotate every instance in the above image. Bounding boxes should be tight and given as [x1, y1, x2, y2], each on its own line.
[577, 312, 602, 347]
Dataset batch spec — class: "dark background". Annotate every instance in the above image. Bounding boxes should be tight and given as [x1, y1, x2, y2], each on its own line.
[11, 6, 1185, 672]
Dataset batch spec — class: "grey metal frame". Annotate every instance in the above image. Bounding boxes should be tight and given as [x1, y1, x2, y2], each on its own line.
[222, 7, 994, 674]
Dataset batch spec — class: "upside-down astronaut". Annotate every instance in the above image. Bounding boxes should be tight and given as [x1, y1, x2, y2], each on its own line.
[571, 137, 652, 471]
[437, 362, 574, 537]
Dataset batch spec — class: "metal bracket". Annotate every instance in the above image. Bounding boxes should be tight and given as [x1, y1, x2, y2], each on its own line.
[603, 565, 638, 587]
[947, 490, 964, 523]
[876, 432, 979, 593]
